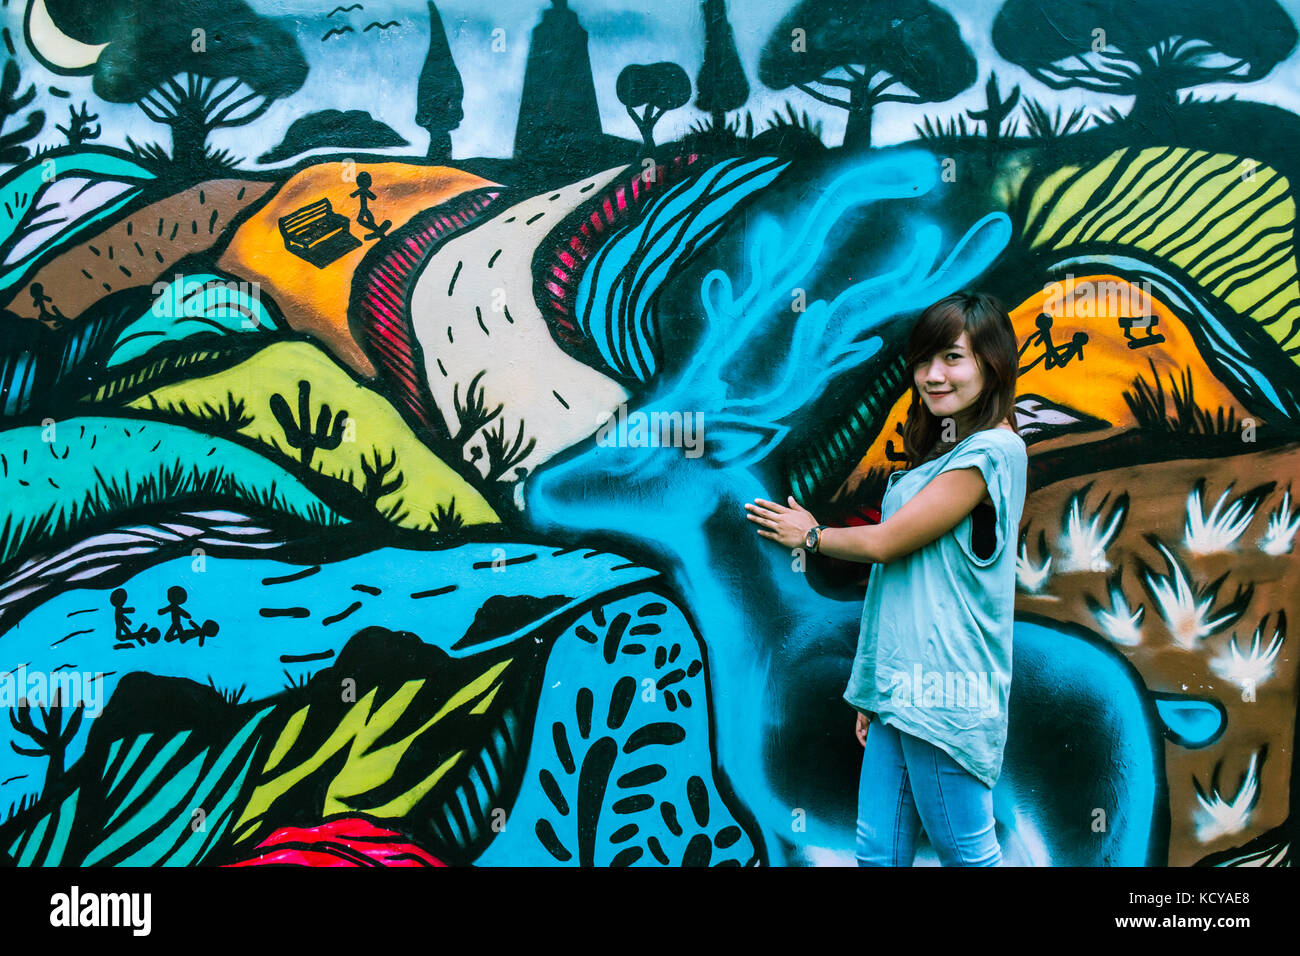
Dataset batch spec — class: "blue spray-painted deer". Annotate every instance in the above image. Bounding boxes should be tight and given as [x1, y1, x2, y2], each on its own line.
[526, 150, 1186, 865]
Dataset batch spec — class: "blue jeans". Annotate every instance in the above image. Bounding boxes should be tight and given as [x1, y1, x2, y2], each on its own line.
[855, 719, 1002, 866]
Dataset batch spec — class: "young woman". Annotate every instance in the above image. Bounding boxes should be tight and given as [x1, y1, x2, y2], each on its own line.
[744, 291, 1028, 866]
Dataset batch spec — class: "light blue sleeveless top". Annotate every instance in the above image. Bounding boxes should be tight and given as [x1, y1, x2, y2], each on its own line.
[843, 427, 1028, 788]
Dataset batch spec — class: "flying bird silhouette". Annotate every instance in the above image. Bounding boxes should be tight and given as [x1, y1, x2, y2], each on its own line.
[364, 20, 401, 31]
[327, 4, 363, 16]
[321, 25, 355, 41]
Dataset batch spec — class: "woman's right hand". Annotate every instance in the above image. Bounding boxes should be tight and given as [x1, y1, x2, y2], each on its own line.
[855, 711, 869, 747]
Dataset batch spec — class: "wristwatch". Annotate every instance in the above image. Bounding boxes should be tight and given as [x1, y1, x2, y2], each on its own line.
[805, 525, 828, 553]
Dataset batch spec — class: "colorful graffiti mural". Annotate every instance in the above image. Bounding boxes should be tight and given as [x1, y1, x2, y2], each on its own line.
[0, 0, 1296, 869]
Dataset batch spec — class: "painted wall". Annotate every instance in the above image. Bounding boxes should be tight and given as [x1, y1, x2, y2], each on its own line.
[0, 0, 1296, 867]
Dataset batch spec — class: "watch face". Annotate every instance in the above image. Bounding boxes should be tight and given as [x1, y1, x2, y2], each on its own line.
[806, 528, 817, 548]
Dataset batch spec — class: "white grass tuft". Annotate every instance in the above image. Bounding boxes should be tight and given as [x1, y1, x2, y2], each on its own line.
[1194, 751, 1261, 843]
[1058, 489, 1124, 572]
[1185, 481, 1258, 554]
[1143, 539, 1242, 648]
[1016, 535, 1052, 592]
[1210, 615, 1285, 691]
[1259, 488, 1300, 556]
[1093, 578, 1144, 645]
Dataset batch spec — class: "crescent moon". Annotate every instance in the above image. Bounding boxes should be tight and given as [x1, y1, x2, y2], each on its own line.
[23, 0, 108, 75]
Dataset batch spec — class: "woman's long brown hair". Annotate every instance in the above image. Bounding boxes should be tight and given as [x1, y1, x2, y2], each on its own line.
[899, 292, 1020, 468]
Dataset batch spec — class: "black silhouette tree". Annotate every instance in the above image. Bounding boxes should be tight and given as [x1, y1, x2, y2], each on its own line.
[0, 59, 44, 164]
[617, 62, 692, 156]
[514, 0, 603, 160]
[696, 0, 749, 133]
[758, 0, 976, 151]
[993, 0, 1298, 120]
[416, 0, 464, 160]
[39, 0, 307, 174]
[10, 695, 84, 790]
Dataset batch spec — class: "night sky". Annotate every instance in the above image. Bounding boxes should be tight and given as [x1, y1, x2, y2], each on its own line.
[9, 0, 1300, 165]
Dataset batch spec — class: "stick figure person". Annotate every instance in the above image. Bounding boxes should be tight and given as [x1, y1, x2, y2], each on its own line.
[1017, 312, 1089, 373]
[156, 585, 219, 646]
[350, 171, 391, 240]
[30, 283, 66, 330]
[111, 587, 158, 646]
[159, 585, 197, 643]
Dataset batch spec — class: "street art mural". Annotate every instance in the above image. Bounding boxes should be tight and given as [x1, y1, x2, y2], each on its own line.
[0, 0, 1296, 868]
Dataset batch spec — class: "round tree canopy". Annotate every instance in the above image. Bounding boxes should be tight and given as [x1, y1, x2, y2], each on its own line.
[759, 0, 976, 102]
[617, 62, 693, 111]
[43, 0, 109, 44]
[993, 0, 1298, 75]
[43, 0, 308, 104]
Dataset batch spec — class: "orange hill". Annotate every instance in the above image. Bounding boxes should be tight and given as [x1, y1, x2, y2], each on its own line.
[219, 162, 497, 376]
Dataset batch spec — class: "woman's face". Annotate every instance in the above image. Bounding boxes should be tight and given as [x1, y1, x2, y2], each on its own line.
[914, 329, 985, 424]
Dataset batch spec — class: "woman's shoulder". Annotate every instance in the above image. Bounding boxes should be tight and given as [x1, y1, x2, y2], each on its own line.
[973, 423, 1027, 454]
[948, 427, 1027, 488]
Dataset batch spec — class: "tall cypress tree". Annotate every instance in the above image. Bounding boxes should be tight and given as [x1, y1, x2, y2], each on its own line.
[416, 0, 465, 160]
[695, 0, 749, 133]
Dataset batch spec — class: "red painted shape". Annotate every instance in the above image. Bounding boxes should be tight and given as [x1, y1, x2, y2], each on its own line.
[223, 818, 446, 867]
